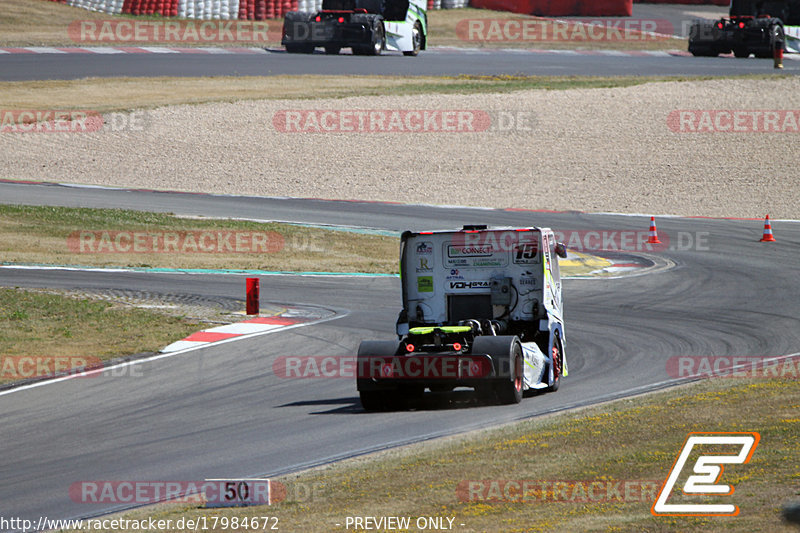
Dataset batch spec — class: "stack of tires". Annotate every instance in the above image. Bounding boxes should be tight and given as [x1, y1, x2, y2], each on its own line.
[53, 0, 302, 19]
[122, 0, 180, 16]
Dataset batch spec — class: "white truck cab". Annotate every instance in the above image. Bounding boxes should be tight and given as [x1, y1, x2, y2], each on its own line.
[357, 225, 568, 411]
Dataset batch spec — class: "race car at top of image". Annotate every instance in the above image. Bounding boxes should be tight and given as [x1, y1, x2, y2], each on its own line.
[357, 225, 568, 411]
[689, 0, 800, 57]
[281, 0, 427, 55]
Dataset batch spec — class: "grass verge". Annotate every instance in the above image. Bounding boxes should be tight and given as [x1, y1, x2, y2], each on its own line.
[1, 204, 618, 278]
[0, 287, 200, 385]
[72, 377, 800, 532]
[0, 74, 727, 116]
[0, 204, 398, 273]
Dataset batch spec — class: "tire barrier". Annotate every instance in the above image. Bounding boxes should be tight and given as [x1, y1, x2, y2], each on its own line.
[469, 0, 631, 16]
[55, 0, 299, 19]
[67, 0, 124, 14]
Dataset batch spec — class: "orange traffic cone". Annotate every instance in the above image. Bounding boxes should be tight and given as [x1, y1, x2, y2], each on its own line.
[760, 215, 776, 242]
[647, 216, 661, 244]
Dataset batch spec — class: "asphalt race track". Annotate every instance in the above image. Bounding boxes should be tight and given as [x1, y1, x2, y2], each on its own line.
[1, 182, 799, 526]
[1, 48, 798, 81]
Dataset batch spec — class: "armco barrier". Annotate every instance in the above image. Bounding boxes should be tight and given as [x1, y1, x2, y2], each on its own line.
[470, 0, 632, 16]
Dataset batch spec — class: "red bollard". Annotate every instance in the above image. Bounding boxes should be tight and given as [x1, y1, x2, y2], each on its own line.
[774, 46, 784, 69]
[246, 277, 260, 315]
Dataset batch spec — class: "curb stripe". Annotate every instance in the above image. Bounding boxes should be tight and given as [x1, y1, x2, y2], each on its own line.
[160, 312, 315, 352]
[182, 331, 240, 342]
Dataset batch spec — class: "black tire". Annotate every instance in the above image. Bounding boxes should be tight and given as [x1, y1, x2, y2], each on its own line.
[495, 348, 523, 404]
[324, 46, 341, 55]
[360, 390, 401, 412]
[545, 335, 563, 392]
[355, 22, 384, 55]
[733, 48, 750, 58]
[403, 21, 423, 56]
[286, 44, 314, 54]
[474, 384, 497, 404]
[473, 336, 523, 405]
[357, 340, 401, 411]
[689, 46, 719, 57]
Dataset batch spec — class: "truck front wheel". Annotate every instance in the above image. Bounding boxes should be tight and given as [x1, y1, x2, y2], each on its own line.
[403, 22, 422, 56]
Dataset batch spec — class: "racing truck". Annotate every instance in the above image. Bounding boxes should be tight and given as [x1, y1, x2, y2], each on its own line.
[688, 0, 800, 57]
[356, 225, 568, 411]
[281, 0, 426, 55]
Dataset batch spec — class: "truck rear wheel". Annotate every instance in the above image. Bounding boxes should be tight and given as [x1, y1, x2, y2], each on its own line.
[689, 46, 718, 57]
[359, 390, 401, 411]
[357, 340, 402, 411]
[286, 44, 314, 54]
[354, 22, 384, 56]
[495, 349, 523, 404]
[473, 336, 523, 405]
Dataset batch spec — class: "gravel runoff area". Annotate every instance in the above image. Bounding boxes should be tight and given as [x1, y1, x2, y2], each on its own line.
[1, 78, 799, 220]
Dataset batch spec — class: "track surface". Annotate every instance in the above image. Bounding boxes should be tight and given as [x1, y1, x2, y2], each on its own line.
[1, 182, 800, 526]
[1, 47, 797, 81]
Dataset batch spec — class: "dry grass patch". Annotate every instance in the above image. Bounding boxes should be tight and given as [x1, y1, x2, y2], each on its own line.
[0, 205, 398, 273]
[84, 378, 800, 532]
[0, 287, 200, 385]
[0, 74, 710, 117]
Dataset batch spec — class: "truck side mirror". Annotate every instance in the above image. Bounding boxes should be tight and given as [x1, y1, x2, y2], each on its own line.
[555, 242, 567, 258]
